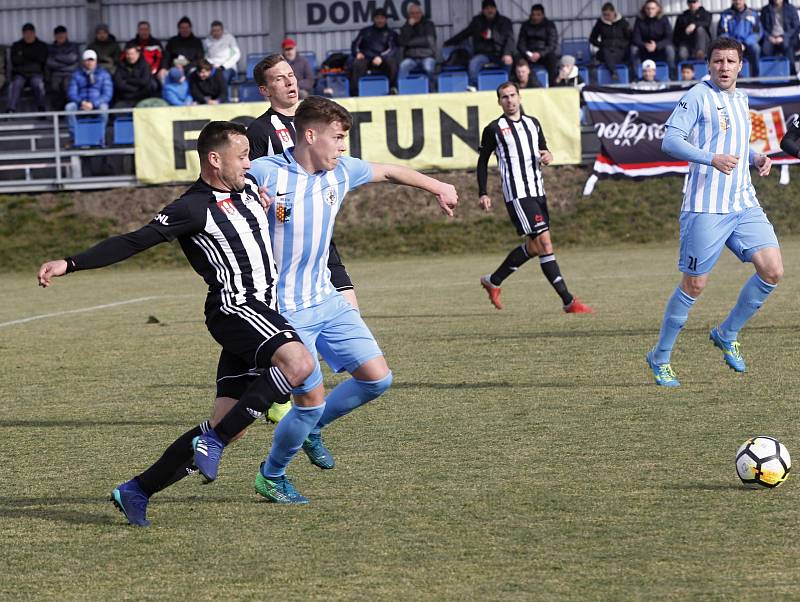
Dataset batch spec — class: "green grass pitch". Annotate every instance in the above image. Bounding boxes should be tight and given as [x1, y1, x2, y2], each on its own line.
[2, 241, 799, 600]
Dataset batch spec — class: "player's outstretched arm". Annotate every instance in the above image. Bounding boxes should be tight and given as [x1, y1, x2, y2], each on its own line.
[37, 260, 67, 288]
[369, 163, 458, 216]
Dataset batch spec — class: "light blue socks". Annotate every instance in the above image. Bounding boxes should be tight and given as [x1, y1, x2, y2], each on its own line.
[719, 274, 776, 341]
[262, 402, 325, 478]
[311, 371, 393, 436]
[653, 287, 696, 364]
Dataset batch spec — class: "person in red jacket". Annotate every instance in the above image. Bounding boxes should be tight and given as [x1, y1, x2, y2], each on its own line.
[128, 21, 164, 76]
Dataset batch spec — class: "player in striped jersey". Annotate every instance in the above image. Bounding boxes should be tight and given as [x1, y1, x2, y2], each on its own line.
[647, 37, 781, 387]
[242, 96, 458, 502]
[244, 55, 359, 425]
[37, 122, 317, 524]
[477, 81, 593, 314]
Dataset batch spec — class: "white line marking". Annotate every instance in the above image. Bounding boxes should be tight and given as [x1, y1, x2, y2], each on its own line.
[0, 296, 167, 328]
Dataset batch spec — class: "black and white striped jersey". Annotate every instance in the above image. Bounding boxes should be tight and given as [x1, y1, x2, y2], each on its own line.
[246, 107, 296, 160]
[477, 113, 549, 202]
[69, 177, 278, 314]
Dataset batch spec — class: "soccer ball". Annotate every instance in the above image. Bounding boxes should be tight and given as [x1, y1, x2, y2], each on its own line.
[735, 436, 791, 488]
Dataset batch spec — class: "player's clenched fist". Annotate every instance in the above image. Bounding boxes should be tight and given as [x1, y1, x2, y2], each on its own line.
[434, 182, 458, 216]
[711, 153, 739, 175]
[37, 259, 67, 288]
[479, 194, 493, 212]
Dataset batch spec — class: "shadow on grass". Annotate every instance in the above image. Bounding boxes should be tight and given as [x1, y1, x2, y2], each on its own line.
[391, 381, 662, 390]
[363, 313, 491, 320]
[663, 483, 744, 491]
[0, 419, 184, 428]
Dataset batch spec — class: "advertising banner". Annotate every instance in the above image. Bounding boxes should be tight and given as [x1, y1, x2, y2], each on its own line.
[583, 83, 800, 179]
[133, 88, 580, 184]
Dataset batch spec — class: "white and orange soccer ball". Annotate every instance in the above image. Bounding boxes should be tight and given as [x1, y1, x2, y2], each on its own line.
[735, 436, 791, 489]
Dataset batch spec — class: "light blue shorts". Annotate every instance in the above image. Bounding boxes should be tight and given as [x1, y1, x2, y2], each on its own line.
[284, 293, 383, 395]
[678, 206, 779, 276]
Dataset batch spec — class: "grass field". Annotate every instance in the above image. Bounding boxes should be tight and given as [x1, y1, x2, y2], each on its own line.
[3, 241, 800, 600]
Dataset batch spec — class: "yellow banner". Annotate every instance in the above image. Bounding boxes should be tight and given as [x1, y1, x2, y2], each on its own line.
[133, 89, 581, 184]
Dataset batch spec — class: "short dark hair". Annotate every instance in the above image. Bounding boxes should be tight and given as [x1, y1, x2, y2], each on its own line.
[54, 25, 67, 34]
[178, 16, 192, 27]
[22, 23, 35, 32]
[295, 96, 353, 134]
[253, 54, 288, 86]
[601, 2, 615, 11]
[124, 43, 140, 52]
[197, 58, 213, 71]
[197, 121, 247, 164]
[137, 20, 150, 28]
[496, 81, 520, 97]
[514, 56, 530, 68]
[708, 36, 743, 61]
[210, 20, 223, 28]
[531, 4, 545, 13]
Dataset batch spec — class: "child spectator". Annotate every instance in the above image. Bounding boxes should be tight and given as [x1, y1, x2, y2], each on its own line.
[162, 66, 193, 105]
[632, 58, 666, 89]
[189, 59, 226, 104]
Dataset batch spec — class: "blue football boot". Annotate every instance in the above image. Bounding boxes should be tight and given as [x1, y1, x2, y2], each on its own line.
[302, 432, 335, 469]
[192, 429, 225, 483]
[110, 479, 151, 527]
[710, 327, 746, 372]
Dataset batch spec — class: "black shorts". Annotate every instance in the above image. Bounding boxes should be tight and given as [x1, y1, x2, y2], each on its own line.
[206, 300, 299, 399]
[328, 238, 354, 292]
[505, 196, 550, 238]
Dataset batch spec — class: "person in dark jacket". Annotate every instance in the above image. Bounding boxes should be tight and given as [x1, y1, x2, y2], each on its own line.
[46, 25, 79, 110]
[128, 21, 164, 76]
[397, 2, 437, 90]
[761, 0, 800, 73]
[189, 59, 226, 104]
[66, 49, 113, 145]
[631, 0, 675, 79]
[88, 24, 121, 75]
[589, 3, 631, 80]
[7, 23, 48, 112]
[674, 0, 713, 61]
[517, 4, 560, 83]
[281, 38, 314, 98]
[444, 0, 515, 87]
[509, 56, 541, 88]
[350, 8, 399, 95]
[160, 16, 204, 81]
[113, 44, 153, 107]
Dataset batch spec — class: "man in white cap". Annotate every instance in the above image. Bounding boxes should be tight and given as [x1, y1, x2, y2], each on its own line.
[65, 49, 113, 145]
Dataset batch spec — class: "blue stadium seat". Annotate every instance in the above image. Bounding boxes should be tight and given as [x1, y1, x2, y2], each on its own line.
[358, 74, 389, 96]
[636, 61, 669, 82]
[238, 82, 262, 102]
[561, 38, 591, 65]
[678, 60, 708, 80]
[398, 74, 429, 95]
[245, 53, 270, 80]
[596, 64, 629, 84]
[741, 58, 751, 78]
[112, 116, 134, 145]
[534, 67, 549, 88]
[578, 66, 590, 84]
[477, 68, 508, 91]
[758, 56, 791, 78]
[438, 70, 468, 93]
[299, 50, 317, 73]
[74, 117, 105, 147]
[318, 73, 350, 97]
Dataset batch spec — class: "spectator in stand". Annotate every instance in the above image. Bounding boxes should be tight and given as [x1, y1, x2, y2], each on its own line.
[0, 44, 6, 91]
[631, 0, 675, 79]
[113, 44, 153, 107]
[674, 0, 712, 61]
[88, 24, 121, 75]
[760, 0, 800, 74]
[510, 56, 541, 88]
[517, 4, 560, 83]
[680, 62, 696, 81]
[444, 0, 514, 88]
[281, 38, 314, 98]
[203, 20, 240, 84]
[160, 16, 204, 81]
[718, 0, 762, 74]
[631, 58, 666, 89]
[7, 23, 48, 113]
[189, 59, 226, 104]
[589, 3, 631, 81]
[66, 50, 113, 145]
[397, 2, 437, 91]
[350, 8, 399, 95]
[553, 54, 584, 87]
[129, 21, 164, 76]
[162, 66, 193, 106]
[46, 25, 79, 110]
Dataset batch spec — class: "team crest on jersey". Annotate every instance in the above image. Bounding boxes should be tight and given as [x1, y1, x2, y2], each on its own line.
[500, 126, 512, 136]
[324, 187, 337, 206]
[216, 198, 237, 216]
[717, 107, 730, 131]
[275, 197, 293, 223]
[276, 127, 292, 145]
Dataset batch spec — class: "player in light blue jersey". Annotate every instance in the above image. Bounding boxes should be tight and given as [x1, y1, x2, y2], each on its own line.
[239, 96, 457, 502]
[646, 37, 782, 387]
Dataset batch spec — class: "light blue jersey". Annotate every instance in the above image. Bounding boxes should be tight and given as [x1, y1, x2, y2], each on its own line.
[248, 149, 373, 312]
[666, 81, 759, 213]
